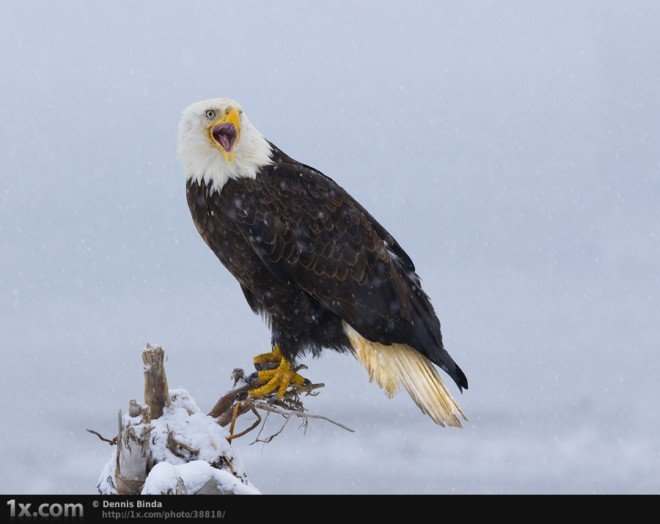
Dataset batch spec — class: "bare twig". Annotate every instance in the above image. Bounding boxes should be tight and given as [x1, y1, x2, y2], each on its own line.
[222, 454, 237, 476]
[217, 402, 251, 427]
[228, 403, 241, 438]
[253, 412, 290, 444]
[86, 429, 117, 446]
[253, 411, 272, 443]
[227, 404, 262, 442]
[283, 382, 325, 398]
[251, 401, 355, 433]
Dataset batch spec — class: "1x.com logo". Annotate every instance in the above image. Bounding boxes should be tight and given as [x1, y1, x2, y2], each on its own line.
[6, 500, 83, 518]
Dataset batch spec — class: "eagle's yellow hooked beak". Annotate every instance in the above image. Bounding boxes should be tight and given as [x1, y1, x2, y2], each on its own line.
[209, 107, 241, 162]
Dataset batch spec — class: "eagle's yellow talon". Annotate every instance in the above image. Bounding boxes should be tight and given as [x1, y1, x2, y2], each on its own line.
[256, 369, 277, 381]
[249, 352, 308, 399]
[253, 345, 283, 366]
[249, 376, 280, 398]
[277, 376, 289, 398]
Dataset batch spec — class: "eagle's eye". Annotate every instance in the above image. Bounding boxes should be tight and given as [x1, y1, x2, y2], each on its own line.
[205, 109, 216, 119]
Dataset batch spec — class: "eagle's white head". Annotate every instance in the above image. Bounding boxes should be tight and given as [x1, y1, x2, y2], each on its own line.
[177, 98, 272, 192]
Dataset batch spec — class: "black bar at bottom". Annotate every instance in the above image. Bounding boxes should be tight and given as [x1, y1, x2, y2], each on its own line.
[0, 493, 648, 521]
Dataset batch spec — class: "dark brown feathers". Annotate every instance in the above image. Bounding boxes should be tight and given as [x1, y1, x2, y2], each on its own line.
[186, 145, 467, 391]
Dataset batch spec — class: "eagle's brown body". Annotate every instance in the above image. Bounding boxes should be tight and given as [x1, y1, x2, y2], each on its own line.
[186, 144, 468, 392]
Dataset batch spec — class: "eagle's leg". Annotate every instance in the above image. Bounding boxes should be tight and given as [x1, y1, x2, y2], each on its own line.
[249, 350, 308, 399]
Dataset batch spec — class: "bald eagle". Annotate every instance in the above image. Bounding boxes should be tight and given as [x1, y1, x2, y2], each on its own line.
[178, 98, 468, 426]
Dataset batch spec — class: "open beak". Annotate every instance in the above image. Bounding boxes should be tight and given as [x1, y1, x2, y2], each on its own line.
[209, 107, 241, 162]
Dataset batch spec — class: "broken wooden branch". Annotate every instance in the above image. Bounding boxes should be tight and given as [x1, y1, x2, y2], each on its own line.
[142, 343, 170, 419]
[208, 383, 252, 420]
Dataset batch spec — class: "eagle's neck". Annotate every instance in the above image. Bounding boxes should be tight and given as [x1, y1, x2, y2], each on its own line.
[181, 123, 273, 193]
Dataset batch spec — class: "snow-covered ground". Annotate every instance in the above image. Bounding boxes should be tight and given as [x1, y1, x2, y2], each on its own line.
[1, 1, 659, 493]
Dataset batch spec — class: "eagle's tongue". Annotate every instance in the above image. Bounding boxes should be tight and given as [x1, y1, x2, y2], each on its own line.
[218, 134, 230, 151]
[212, 122, 237, 153]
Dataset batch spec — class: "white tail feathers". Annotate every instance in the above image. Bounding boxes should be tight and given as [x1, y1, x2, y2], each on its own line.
[343, 322, 466, 427]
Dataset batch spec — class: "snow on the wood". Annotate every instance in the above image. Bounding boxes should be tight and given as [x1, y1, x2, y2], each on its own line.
[97, 453, 118, 495]
[142, 461, 259, 495]
[97, 388, 259, 495]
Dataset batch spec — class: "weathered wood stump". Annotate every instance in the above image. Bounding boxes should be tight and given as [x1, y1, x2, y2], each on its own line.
[95, 345, 258, 495]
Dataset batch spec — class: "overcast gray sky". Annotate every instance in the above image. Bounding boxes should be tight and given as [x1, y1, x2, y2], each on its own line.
[1, 1, 658, 493]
